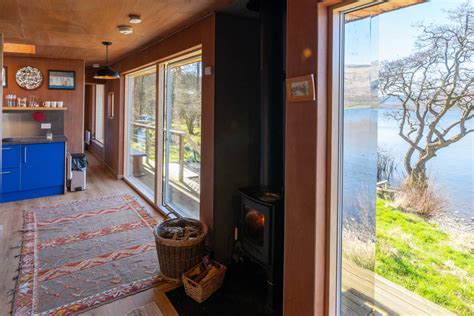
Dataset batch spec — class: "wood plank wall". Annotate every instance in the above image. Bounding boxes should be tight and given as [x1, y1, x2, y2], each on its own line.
[284, 0, 339, 315]
[3, 56, 85, 153]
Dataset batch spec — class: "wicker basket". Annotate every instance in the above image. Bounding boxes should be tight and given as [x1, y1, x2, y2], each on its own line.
[182, 261, 227, 303]
[154, 218, 208, 283]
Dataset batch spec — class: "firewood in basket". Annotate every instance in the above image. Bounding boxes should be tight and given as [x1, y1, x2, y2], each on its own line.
[188, 265, 203, 279]
[192, 268, 210, 283]
[159, 227, 183, 239]
[199, 266, 218, 284]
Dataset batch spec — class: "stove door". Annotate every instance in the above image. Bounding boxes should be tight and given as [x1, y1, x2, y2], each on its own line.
[240, 197, 272, 266]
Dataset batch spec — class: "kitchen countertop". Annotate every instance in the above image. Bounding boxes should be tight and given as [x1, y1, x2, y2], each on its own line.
[2, 135, 68, 145]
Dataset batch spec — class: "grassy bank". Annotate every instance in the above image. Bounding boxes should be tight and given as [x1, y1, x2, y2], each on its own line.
[375, 198, 474, 315]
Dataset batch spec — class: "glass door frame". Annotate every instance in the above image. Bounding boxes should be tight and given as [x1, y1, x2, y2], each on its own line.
[157, 50, 203, 218]
[123, 65, 158, 203]
[123, 49, 203, 217]
[328, 1, 382, 315]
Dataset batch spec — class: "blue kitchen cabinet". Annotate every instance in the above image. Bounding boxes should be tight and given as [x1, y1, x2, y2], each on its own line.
[1, 169, 21, 193]
[2, 145, 21, 169]
[21, 143, 65, 190]
[1, 142, 65, 202]
[1, 145, 21, 194]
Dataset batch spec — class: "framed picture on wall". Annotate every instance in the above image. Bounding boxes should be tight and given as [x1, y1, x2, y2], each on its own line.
[48, 70, 76, 90]
[286, 74, 315, 102]
[2, 66, 7, 87]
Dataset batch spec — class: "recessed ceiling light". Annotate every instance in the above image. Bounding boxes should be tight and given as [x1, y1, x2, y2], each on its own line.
[92, 63, 100, 68]
[118, 25, 133, 35]
[129, 15, 142, 24]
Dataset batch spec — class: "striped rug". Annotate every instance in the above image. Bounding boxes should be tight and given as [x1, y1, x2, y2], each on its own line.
[13, 194, 165, 315]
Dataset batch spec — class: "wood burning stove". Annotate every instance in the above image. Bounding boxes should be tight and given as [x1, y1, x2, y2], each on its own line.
[238, 186, 284, 314]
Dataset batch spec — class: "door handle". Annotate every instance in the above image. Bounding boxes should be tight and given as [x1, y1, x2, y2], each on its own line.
[0, 171, 12, 175]
[2, 147, 11, 150]
[24, 147, 27, 163]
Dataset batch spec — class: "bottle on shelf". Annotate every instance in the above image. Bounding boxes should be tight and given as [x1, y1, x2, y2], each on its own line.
[5, 94, 17, 107]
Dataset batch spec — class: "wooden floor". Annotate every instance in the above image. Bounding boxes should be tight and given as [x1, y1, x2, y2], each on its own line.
[0, 152, 179, 316]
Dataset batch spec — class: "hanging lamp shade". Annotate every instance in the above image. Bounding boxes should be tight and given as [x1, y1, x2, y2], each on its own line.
[94, 42, 120, 79]
[94, 66, 120, 79]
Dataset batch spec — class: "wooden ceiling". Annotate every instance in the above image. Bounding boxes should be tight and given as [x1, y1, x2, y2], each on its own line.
[345, 0, 426, 22]
[0, 0, 234, 65]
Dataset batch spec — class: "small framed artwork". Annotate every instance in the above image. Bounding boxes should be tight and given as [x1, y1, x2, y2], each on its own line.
[2, 66, 7, 87]
[286, 74, 315, 102]
[48, 70, 76, 90]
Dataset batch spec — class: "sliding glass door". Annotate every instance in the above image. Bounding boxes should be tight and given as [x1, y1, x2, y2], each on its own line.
[161, 53, 202, 219]
[124, 52, 202, 219]
[124, 66, 157, 200]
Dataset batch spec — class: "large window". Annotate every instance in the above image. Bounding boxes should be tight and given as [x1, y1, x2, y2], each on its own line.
[94, 84, 105, 144]
[331, 1, 473, 315]
[123, 51, 203, 219]
[124, 66, 157, 199]
[160, 53, 202, 219]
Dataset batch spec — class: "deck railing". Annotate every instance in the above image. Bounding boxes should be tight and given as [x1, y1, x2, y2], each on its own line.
[130, 121, 200, 182]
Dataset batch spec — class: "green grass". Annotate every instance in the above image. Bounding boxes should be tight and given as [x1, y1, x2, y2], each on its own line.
[376, 198, 474, 315]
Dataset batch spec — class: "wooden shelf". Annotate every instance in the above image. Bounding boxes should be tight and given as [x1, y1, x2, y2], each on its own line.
[2, 107, 68, 111]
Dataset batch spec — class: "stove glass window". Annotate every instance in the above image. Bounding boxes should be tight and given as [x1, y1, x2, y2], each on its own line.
[244, 206, 265, 247]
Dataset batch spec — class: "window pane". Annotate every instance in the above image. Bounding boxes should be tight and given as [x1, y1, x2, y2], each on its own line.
[162, 55, 202, 218]
[339, 11, 379, 315]
[95, 84, 105, 143]
[337, 2, 473, 315]
[125, 67, 157, 199]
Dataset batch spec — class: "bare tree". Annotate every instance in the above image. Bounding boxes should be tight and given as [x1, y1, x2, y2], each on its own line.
[380, 2, 473, 189]
[172, 64, 202, 135]
[377, 147, 397, 183]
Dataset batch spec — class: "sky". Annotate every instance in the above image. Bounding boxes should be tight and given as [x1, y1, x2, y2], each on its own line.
[345, 0, 466, 64]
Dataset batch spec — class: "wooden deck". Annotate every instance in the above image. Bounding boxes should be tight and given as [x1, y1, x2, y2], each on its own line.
[130, 162, 200, 218]
[342, 260, 456, 316]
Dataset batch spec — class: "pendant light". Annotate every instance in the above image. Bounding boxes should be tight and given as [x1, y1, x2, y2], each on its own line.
[94, 42, 120, 79]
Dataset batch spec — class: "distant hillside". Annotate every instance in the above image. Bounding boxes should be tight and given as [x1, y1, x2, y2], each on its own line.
[344, 64, 404, 109]
[344, 64, 377, 108]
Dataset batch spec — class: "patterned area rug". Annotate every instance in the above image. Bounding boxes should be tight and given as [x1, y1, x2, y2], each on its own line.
[14, 194, 165, 315]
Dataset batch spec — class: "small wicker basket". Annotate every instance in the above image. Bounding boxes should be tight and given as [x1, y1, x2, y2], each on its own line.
[154, 218, 208, 283]
[182, 261, 227, 303]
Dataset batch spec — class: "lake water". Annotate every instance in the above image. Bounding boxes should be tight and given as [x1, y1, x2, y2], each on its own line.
[343, 108, 474, 225]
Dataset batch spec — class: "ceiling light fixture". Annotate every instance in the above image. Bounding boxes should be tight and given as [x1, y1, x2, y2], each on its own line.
[94, 42, 120, 80]
[129, 15, 142, 24]
[118, 25, 134, 35]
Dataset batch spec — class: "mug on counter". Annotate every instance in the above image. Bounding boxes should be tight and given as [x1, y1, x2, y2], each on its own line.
[57, 101, 64, 107]
[51, 101, 57, 108]
[43, 101, 51, 107]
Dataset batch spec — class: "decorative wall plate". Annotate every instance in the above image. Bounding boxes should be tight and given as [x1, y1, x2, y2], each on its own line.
[16, 66, 43, 90]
